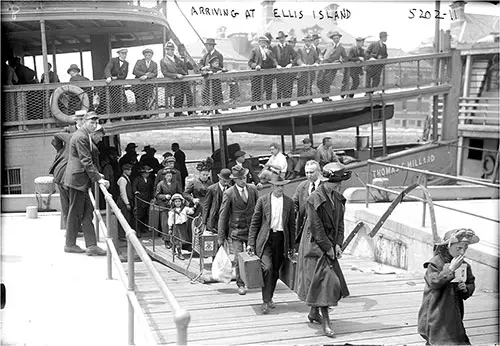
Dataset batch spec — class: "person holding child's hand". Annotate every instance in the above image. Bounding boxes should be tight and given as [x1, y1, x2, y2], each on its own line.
[417, 228, 479, 345]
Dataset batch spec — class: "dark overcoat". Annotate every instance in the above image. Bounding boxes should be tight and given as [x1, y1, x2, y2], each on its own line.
[248, 193, 295, 258]
[347, 46, 366, 76]
[49, 132, 72, 185]
[104, 57, 129, 79]
[174, 149, 188, 183]
[154, 167, 182, 188]
[296, 183, 349, 306]
[199, 50, 224, 72]
[417, 253, 475, 345]
[132, 59, 158, 79]
[155, 180, 182, 208]
[63, 127, 102, 191]
[292, 180, 311, 243]
[202, 182, 225, 232]
[132, 175, 155, 210]
[183, 177, 212, 204]
[248, 47, 277, 69]
[218, 184, 258, 242]
[365, 41, 388, 60]
[272, 43, 298, 67]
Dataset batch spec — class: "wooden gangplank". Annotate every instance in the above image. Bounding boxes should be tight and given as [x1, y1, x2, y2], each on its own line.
[129, 254, 499, 345]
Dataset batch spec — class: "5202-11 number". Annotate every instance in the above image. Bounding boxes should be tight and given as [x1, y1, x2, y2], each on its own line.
[408, 8, 458, 20]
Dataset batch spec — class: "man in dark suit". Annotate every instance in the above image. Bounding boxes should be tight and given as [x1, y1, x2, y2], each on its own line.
[172, 143, 188, 190]
[248, 177, 295, 314]
[104, 48, 129, 113]
[249, 36, 277, 110]
[139, 145, 162, 175]
[199, 38, 224, 114]
[296, 35, 319, 104]
[178, 44, 195, 115]
[345, 37, 366, 98]
[228, 150, 261, 188]
[272, 31, 297, 107]
[160, 42, 189, 117]
[63, 112, 109, 255]
[202, 168, 231, 234]
[318, 31, 347, 101]
[49, 131, 72, 230]
[292, 160, 322, 247]
[218, 165, 259, 295]
[132, 48, 158, 112]
[41, 63, 60, 83]
[365, 31, 388, 91]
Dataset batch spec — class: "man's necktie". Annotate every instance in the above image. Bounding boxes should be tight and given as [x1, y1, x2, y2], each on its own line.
[242, 188, 248, 203]
[310, 182, 315, 195]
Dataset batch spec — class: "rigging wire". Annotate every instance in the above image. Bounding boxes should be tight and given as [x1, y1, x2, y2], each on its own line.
[172, 0, 207, 47]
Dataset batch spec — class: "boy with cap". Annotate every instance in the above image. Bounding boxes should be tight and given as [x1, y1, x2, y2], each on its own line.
[199, 38, 224, 114]
[104, 48, 129, 113]
[64, 112, 109, 256]
[345, 37, 366, 97]
[229, 150, 261, 187]
[68, 64, 89, 82]
[64, 110, 86, 134]
[132, 48, 158, 112]
[365, 31, 388, 91]
[154, 155, 182, 188]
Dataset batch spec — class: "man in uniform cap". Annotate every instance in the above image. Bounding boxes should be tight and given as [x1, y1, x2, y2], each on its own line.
[132, 48, 158, 112]
[199, 38, 224, 114]
[248, 36, 277, 110]
[318, 31, 347, 100]
[202, 168, 232, 234]
[248, 176, 295, 313]
[273, 30, 298, 107]
[296, 35, 319, 104]
[218, 165, 259, 295]
[365, 31, 388, 91]
[345, 37, 366, 97]
[104, 48, 129, 113]
[64, 111, 108, 256]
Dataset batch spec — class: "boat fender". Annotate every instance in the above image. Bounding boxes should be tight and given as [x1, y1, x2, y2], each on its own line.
[482, 154, 496, 176]
[50, 85, 90, 123]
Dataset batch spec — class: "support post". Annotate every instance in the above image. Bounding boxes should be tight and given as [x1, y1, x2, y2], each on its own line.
[40, 20, 50, 85]
[95, 182, 100, 241]
[80, 50, 85, 76]
[421, 175, 428, 227]
[441, 50, 461, 143]
[457, 136, 464, 175]
[366, 162, 371, 208]
[291, 118, 296, 151]
[52, 40, 58, 76]
[218, 126, 227, 168]
[432, 95, 439, 141]
[433, 0, 441, 84]
[210, 126, 215, 153]
[128, 237, 135, 345]
[280, 134, 285, 154]
[106, 199, 113, 280]
[308, 114, 313, 144]
[32, 56, 38, 79]
[382, 102, 387, 157]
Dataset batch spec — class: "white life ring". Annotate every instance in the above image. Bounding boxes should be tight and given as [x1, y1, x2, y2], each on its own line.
[482, 154, 496, 176]
[50, 85, 90, 123]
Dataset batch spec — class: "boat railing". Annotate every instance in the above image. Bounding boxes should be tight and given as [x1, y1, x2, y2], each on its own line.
[365, 159, 500, 228]
[458, 96, 500, 126]
[90, 181, 190, 345]
[2, 52, 451, 132]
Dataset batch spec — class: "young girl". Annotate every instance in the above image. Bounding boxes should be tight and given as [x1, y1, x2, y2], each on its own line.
[155, 169, 182, 249]
[418, 228, 479, 345]
[168, 193, 195, 260]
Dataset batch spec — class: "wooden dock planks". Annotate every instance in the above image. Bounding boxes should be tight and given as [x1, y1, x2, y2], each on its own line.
[128, 254, 499, 345]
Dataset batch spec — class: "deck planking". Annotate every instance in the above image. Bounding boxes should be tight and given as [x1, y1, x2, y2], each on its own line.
[128, 254, 499, 345]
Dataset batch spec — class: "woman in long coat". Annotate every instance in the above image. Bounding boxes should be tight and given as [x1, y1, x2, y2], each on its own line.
[155, 169, 182, 247]
[296, 162, 351, 338]
[183, 160, 213, 215]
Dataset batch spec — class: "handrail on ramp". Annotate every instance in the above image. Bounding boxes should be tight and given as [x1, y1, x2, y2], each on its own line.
[90, 182, 190, 345]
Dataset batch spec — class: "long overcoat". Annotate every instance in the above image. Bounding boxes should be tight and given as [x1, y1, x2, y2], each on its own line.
[417, 253, 475, 345]
[296, 183, 349, 306]
[202, 182, 225, 232]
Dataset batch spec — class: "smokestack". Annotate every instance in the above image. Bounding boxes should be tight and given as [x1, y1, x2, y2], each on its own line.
[324, 3, 339, 25]
[450, 1, 467, 43]
[261, 0, 275, 29]
[217, 26, 227, 39]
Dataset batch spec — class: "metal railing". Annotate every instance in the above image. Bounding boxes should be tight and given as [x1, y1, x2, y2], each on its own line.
[91, 182, 190, 345]
[2, 52, 451, 132]
[459, 97, 500, 126]
[365, 159, 500, 227]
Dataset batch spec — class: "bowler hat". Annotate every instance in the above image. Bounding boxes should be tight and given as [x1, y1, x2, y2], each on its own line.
[379, 31, 388, 37]
[229, 165, 248, 179]
[204, 38, 217, 45]
[264, 32, 273, 42]
[328, 31, 342, 39]
[321, 162, 351, 182]
[74, 109, 87, 119]
[122, 163, 133, 171]
[234, 150, 246, 158]
[83, 111, 99, 121]
[142, 145, 156, 153]
[218, 168, 232, 181]
[270, 176, 290, 186]
[164, 42, 175, 50]
[140, 165, 153, 173]
[142, 48, 153, 55]
[435, 228, 480, 247]
[125, 143, 138, 151]
[276, 31, 288, 39]
[67, 64, 81, 74]
[117, 48, 128, 54]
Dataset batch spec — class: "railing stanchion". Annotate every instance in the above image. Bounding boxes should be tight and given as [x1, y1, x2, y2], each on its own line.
[366, 162, 371, 208]
[128, 235, 135, 345]
[95, 182, 100, 241]
[106, 198, 113, 280]
[421, 174, 428, 227]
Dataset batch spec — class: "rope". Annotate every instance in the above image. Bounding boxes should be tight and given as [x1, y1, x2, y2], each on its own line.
[173, 0, 206, 47]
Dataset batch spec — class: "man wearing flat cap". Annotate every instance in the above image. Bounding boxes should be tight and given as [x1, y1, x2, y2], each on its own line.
[218, 165, 259, 295]
[248, 176, 295, 314]
[64, 111, 109, 256]
[104, 48, 130, 113]
[249, 36, 277, 110]
[199, 38, 224, 114]
[365, 31, 388, 91]
[318, 31, 347, 101]
[296, 34, 320, 104]
[272, 30, 298, 107]
[345, 37, 366, 98]
[132, 48, 158, 112]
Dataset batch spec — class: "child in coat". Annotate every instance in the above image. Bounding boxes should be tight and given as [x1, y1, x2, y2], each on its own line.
[417, 228, 479, 345]
[168, 193, 195, 260]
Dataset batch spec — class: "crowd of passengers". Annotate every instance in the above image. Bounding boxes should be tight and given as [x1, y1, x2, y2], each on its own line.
[5, 30, 389, 116]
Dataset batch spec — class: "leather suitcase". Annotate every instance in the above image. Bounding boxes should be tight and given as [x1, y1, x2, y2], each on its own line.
[237, 252, 263, 288]
[279, 256, 297, 291]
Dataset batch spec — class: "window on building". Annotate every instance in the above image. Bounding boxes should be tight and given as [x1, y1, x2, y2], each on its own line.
[417, 120, 422, 127]
[409, 119, 416, 126]
[394, 119, 401, 125]
[2, 168, 22, 194]
[467, 139, 484, 160]
[402, 119, 407, 128]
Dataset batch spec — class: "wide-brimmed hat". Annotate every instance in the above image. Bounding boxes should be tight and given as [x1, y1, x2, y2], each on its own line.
[122, 163, 133, 171]
[258, 36, 270, 43]
[229, 165, 248, 179]
[218, 168, 232, 181]
[142, 145, 156, 153]
[125, 143, 138, 151]
[196, 160, 212, 172]
[170, 193, 185, 206]
[67, 64, 81, 74]
[117, 48, 128, 54]
[164, 42, 175, 50]
[311, 33, 321, 41]
[83, 112, 99, 121]
[74, 109, 87, 119]
[234, 150, 246, 158]
[142, 48, 153, 55]
[264, 32, 273, 41]
[435, 228, 480, 247]
[162, 168, 176, 175]
[328, 31, 342, 39]
[320, 162, 351, 182]
[204, 38, 217, 45]
[140, 165, 153, 173]
[276, 31, 288, 39]
[270, 176, 290, 186]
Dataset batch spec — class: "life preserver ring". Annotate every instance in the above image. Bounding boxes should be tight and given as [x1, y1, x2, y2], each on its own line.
[482, 154, 496, 176]
[50, 85, 90, 123]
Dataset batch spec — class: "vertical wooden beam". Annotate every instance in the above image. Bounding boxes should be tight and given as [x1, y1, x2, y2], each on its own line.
[280, 134, 286, 153]
[32, 56, 38, 79]
[52, 40, 57, 76]
[382, 105, 387, 157]
[442, 49, 461, 141]
[210, 126, 215, 153]
[40, 20, 50, 85]
[456, 136, 464, 175]
[80, 50, 85, 76]
[291, 118, 296, 151]
[462, 55, 472, 98]
[218, 126, 227, 168]
[308, 114, 313, 145]
[432, 95, 439, 141]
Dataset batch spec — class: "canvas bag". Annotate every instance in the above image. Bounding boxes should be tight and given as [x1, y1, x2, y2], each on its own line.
[212, 245, 232, 283]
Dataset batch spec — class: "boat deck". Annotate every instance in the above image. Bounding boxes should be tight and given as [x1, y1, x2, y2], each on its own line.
[133, 250, 499, 345]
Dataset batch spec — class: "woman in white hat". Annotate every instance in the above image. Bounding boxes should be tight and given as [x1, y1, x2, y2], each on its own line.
[418, 228, 479, 345]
